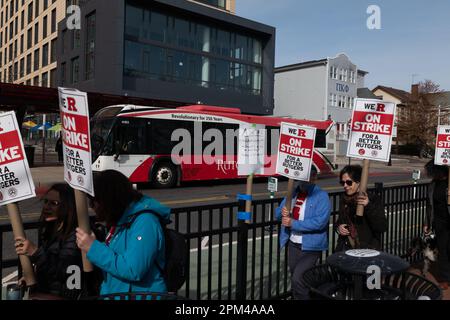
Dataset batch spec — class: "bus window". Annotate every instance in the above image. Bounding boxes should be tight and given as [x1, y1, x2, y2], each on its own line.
[151, 119, 194, 155]
[115, 118, 148, 155]
[315, 130, 326, 148]
[202, 122, 239, 156]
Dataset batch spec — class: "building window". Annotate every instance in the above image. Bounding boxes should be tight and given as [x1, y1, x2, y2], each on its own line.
[71, 57, 79, 83]
[72, 29, 81, 49]
[330, 66, 337, 79]
[43, 15, 48, 38]
[42, 71, 48, 87]
[196, 0, 227, 10]
[333, 94, 337, 107]
[50, 68, 56, 87]
[50, 39, 56, 63]
[51, 9, 56, 33]
[33, 75, 39, 86]
[35, 0, 40, 16]
[61, 29, 66, 54]
[27, 3, 33, 24]
[14, 62, 18, 81]
[85, 12, 96, 80]
[123, 3, 263, 95]
[34, 22, 39, 45]
[20, 34, 24, 53]
[339, 69, 344, 81]
[27, 27, 32, 49]
[26, 53, 31, 74]
[42, 43, 49, 67]
[34, 48, 40, 71]
[344, 69, 348, 82]
[61, 62, 66, 85]
[19, 57, 24, 78]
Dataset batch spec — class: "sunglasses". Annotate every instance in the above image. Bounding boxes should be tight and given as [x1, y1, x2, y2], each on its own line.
[340, 180, 354, 187]
[41, 198, 60, 206]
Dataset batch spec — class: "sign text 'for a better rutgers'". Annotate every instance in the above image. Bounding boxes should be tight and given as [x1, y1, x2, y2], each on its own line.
[58, 88, 94, 196]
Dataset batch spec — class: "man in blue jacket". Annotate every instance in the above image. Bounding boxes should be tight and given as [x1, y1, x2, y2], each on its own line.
[276, 167, 331, 300]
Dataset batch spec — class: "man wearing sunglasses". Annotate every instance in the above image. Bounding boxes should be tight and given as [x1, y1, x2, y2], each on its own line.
[335, 165, 387, 251]
[276, 166, 331, 300]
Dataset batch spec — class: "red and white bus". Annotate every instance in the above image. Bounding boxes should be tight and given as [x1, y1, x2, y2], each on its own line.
[90, 104, 335, 188]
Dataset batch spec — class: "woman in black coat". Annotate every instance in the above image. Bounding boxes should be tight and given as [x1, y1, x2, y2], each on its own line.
[334, 165, 388, 251]
[15, 183, 83, 299]
[424, 161, 450, 290]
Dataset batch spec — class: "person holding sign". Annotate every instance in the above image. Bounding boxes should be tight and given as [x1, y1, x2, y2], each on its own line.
[424, 161, 450, 290]
[334, 165, 387, 251]
[14, 183, 83, 299]
[276, 167, 331, 300]
[75, 170, 171, 295]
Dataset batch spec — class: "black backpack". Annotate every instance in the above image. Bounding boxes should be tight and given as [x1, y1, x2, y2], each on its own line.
[124, 210, 189, 293]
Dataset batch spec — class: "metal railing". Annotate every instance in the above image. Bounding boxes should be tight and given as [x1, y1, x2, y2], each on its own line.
[0, 182, 429, 300]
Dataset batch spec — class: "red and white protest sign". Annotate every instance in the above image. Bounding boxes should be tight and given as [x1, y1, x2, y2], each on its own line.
[435, 125, 450, 165]
[0, 112, 35, 205]
[58, 88, 94, 196]
[347, 98, 396, 162]
[276, 122, 316, 181]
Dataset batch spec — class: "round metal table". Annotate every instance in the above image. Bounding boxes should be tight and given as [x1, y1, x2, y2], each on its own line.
[302, 249, 442, 300]
[326, 249, 410, 299]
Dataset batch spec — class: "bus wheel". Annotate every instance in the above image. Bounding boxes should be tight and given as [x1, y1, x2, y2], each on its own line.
[152, 163, 177, 188]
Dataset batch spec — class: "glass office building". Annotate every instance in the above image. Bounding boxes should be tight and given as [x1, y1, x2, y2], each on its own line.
[124, 3, 262, 96]
[57, 0, 275, 115]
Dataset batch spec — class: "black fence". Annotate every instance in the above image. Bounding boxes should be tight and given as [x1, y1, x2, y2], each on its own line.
[0, 182, 428, 300]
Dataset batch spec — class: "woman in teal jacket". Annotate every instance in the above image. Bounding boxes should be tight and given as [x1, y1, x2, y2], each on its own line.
[76, 170, 171, 295]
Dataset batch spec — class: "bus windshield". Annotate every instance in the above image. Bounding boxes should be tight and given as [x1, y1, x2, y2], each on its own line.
[90, 107, 123, 161]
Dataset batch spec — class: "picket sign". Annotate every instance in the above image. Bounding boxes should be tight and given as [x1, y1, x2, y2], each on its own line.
[0, 111, 37, 286]
[275, 122, 316, 216]
[434, 125, 450, 204]
[58, 88, 94, 272]
[346, 99, 396, 216]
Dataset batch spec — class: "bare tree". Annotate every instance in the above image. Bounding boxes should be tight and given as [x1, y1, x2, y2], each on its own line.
[397, 80, 445, 157]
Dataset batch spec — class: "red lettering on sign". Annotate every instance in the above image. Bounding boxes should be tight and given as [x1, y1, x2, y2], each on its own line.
[0, 131, 25, 165]
[298, 129, 306, 137]
[351, 111, 394, 135]
[376, 104, 386, 112]
[67, 97, 78, 112]
[437, 134, 450, 148]
[279, 134, 313, 157]
[60, 111, 90, 152]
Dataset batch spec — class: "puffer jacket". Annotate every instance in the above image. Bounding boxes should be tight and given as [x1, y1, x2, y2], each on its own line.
[87, 195, 170, 295]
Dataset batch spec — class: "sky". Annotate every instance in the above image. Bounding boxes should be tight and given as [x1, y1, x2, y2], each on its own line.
[236, 0, 450, 92]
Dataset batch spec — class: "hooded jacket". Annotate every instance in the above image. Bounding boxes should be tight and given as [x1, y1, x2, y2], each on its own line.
[87, 195, 171, 295]
[276, 184, 331, 251]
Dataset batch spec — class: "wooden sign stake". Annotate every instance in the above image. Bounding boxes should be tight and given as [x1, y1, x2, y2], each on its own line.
[356, 159, 370, 216]
[74, 190, 94, 272]
[7, 203, 36, 286]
